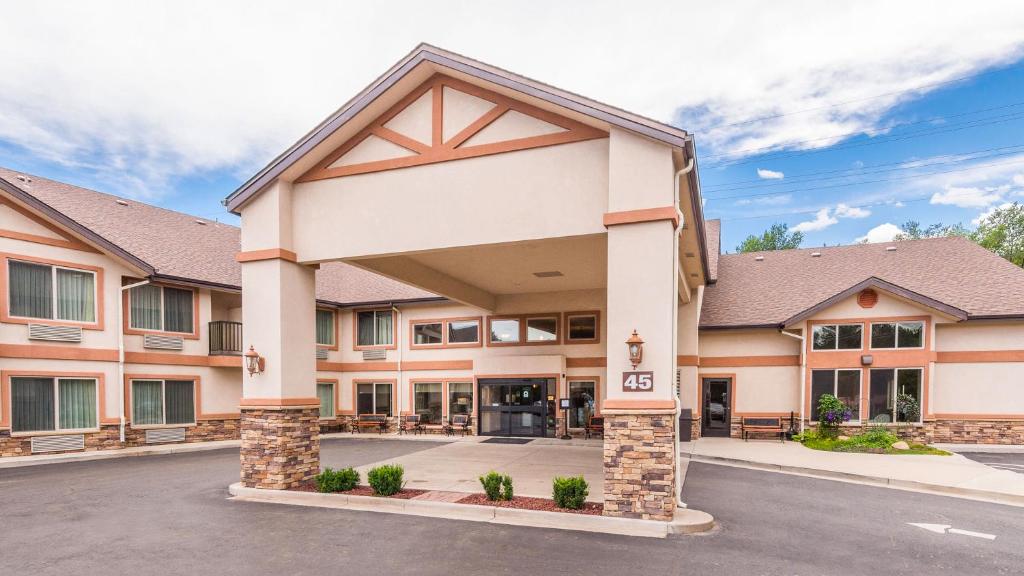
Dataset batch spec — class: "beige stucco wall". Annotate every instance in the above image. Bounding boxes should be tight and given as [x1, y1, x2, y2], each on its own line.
[935, 321, 1024, 351]
[697, 329, 801, 357]
[932, 363, 1024, 414]
[806, 290, 947, 322]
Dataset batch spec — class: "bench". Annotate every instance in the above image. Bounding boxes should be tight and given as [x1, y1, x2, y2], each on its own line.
[444, 414, 472, 437]
[741, 417, 785, 442]
[398, 414, 421, 435]
[585, 416, 604, 440]
[354, 413, 388, 434]
[419, 415, 447, 434]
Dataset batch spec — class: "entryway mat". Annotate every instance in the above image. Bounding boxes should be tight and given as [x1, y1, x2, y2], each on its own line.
[481, 438, 534, 445]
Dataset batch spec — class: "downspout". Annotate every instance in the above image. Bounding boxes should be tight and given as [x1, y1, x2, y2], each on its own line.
[673, 157, 694, 509]
[393, 304, 402, 417]
[118, 279, 150, 443]
[779, 328, 806, 433]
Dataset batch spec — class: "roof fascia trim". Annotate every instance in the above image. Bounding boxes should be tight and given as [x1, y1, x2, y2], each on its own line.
[781, 277, 968, 326]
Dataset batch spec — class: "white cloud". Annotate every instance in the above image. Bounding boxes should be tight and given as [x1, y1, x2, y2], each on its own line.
[856, 223, 904, 243]
[835, 203, 871, 218]
[756, 168, 785, 180]
[972, 202, 1013, 225]
[0, 2, 1023, 198]
[1014, 174, 1024, 187]
[930, 186, 1004, 208]
[792, 208, 839, 233]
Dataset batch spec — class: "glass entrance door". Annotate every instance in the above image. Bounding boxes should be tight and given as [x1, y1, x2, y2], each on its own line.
[701, 377, 732, 437]
[477, 378, 551, 437]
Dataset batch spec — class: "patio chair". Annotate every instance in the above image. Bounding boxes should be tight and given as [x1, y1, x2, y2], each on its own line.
[399, 414, 421, 435]
[445, 414, 471, 437]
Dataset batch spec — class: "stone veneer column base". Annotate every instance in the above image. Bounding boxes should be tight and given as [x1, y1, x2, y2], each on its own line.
[240, 407, 320, 489]
[603, 412, 676, 521]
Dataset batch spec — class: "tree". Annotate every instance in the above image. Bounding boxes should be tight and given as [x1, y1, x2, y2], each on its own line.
[895, 220, 970, 240]
[736, 223, 803, 253]
[973, 203, 1024, 267]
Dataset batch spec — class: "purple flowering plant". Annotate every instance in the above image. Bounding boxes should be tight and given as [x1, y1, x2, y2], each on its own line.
[816, 394, 851, 439]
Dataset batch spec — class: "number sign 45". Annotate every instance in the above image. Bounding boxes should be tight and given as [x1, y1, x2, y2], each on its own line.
[622, 371, 654, 392]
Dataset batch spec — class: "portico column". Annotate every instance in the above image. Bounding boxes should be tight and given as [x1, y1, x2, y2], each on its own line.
[602, 129, 679, 521]
[237, 181, 319, 489]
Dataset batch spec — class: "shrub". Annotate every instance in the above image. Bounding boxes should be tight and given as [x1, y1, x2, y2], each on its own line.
[479, 471, 514, 501]
[367, 464, 404, 496]
[315, 467, 359, 493]
[552, 475, 589, 510]
[816, 394, 852, 439]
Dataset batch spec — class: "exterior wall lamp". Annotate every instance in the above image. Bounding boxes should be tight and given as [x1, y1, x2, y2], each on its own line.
[244, 345, 265, 377]
[626, 330, 644, 369]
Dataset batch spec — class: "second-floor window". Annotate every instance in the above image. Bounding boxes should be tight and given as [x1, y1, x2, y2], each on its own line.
[129, 284, 194, 334]
[7, 259, 96, 323]
[316, 309, 336, 347]
[812, 324, 862, 350]
[356, 309, 393, 347]
[870, 321, 924, 349]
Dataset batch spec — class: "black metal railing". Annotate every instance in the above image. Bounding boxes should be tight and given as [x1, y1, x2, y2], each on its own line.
[209, 321, 243, 355]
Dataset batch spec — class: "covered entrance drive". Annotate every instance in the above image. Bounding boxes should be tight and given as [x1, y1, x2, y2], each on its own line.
[477, 378, 555, 438]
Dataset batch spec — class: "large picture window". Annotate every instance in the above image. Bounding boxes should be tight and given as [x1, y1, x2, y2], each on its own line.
[10, 376, 98, 433]
[447, 320, 480, 345]
[448, 382, 473, 417]
[356, 382, 392, 416]
[131, 379, 195, 426]
[316, 381, 335, 418]
[316, 309, 336, 347]
[356, 310, 394, 348]
[8, 259, 96, 323]
[869, 368, 923, 423]
[129, 285, 194, 334]
[414, 382, 443, 424]
[568, 380, 597, 428]
[812, 324, 862, 350]
[870, 321, 924, 349]
[810, 369, 861, 422]
[488, 314, 561, 345]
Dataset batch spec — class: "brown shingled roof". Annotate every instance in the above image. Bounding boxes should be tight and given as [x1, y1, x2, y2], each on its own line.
[700, 237, 1024, 328]
[0, 167, 438, 305]
[704, 219, 720, 282]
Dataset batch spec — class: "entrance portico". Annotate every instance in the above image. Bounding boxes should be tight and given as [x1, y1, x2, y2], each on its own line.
[226, 45, 709, 520]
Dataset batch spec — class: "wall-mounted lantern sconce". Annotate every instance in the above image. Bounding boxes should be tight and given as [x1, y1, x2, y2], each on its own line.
[244, 345, 266, 377]
[626, 330, 644, 369]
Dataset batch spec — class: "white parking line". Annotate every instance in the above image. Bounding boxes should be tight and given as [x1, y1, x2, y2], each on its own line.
[908, 523, 997, 540]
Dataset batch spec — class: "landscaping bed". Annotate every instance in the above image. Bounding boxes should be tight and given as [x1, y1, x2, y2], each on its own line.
[795, 429, 950, 455]
[290, 481, 428, 498]
[457, 493, 603, 515]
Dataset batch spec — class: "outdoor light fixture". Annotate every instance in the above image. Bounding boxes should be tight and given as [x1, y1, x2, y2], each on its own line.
[244, 345, 265, 377]
[626, 330, 644, 369]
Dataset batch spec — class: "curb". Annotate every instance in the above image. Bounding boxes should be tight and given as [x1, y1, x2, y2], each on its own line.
[227, 483, 714, 538]
[685, 453, 1024, 508]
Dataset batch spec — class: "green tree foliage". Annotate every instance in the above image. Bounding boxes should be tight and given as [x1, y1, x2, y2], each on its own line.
[894, 203, 1023, 267]
[736, 223, 803, 253]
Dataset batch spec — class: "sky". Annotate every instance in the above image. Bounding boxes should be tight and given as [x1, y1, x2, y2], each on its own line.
[1, 1, 1024, 251]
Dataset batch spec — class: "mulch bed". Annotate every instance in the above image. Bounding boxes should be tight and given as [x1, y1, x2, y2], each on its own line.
[457, 494, 603, 515]
[288, 481, 427, 499]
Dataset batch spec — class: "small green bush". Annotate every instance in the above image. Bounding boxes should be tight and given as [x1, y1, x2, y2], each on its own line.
[315, 467, 360, 493]
[479, 471, 514, 501]
[816, 394, 852, 439]
[367, 464, 404, 496]
[552, 475, 589, 510]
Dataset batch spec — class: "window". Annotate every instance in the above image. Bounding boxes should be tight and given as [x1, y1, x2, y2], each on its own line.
[10, 376, 97, 433]
[490, 318, 520, 344]
[131, 379, 195, 426]
[356, 310, 393, 348]
[316, 310, 336, 347]
[526, 316, 558, 342]
[869, 368, 923, 423]
[316, 382, 335, 418]
[413, 322, 443, 346]
[448, 382, 473, 416]
[129, 285, 194, 334]
[566, 313, 599, 342]
[8, 259, 96, 322]
[870, 321, 924, 349]
[447, 319, 480, 345]
[356, 382, 392, 416]
[810, 369, 861, 422]
[414, 382, 443, 424]
[568, 380, 597, 428]
[812, 324, 862, 350]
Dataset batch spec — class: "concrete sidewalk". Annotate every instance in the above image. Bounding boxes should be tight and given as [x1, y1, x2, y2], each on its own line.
[682, 437, 1024, 506]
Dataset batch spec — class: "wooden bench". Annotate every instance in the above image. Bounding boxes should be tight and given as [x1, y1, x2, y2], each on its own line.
[585, 416, 604, 440]
[419, 415, 447, 435]
[741, 416, 785, 442]
[444, 414, 472, 437]
[354, 413, 388, 434]
[398, 414, 421, 435]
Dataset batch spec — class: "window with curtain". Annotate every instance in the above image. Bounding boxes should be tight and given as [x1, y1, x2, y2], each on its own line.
[317, 382, 335, 418]
[448, 382, 472, 416]
[316, 310, 336, 346]
[356, 310, 393, 347]
[568, 381, 596, 428]
[131, 379, 195, 425]
[129, 285, 193, 333]
[8, 259, 96, 322]
[414, 382, 442, 424]
[356, 382, 392, 415]
[10, 376, 97, 433]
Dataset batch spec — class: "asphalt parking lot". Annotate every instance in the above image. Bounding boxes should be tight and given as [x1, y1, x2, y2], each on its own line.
[1, 438, 1022, 575]
[958, 452, 1024, 474]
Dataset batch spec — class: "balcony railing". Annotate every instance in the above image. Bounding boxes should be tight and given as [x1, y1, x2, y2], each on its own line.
[209, 321, 243, 355]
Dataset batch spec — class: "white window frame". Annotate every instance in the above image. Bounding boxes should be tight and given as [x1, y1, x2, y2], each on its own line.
[869, 321, 925, 350]
[355, 309, 395, 348]
[9, 376, 100, 434]
[525, 315, 560, 343]
[129, 285, 195, 334]
[811, 323, 863, 351]
[316, 308, 336, 347]
[7, 259, 98, 323]
[411, 321, 445, 348]
[809, 368, 862, 424]
[488, 317, 521, 344]
[130, 379, 197, 428]
[446, 380, 474, 417]
[316, 381, 336, 419]
[445, 318, 481, 346]
[868, 367, 924, 423]
[565, 313, 599, 343]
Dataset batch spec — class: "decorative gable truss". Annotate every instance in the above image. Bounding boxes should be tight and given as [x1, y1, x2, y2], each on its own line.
[299, 75, 608, 182]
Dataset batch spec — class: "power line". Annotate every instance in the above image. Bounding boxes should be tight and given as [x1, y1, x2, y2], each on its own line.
[711, 61, 1024, 129]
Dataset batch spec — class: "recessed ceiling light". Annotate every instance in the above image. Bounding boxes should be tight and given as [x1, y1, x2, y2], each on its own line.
[532, 271, 563, 278]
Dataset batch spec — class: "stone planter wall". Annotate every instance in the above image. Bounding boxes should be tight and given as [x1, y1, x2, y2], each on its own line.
[240, 407, 320, 489]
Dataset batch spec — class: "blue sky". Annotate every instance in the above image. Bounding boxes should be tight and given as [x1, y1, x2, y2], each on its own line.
[1, 2, 1023, 250]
